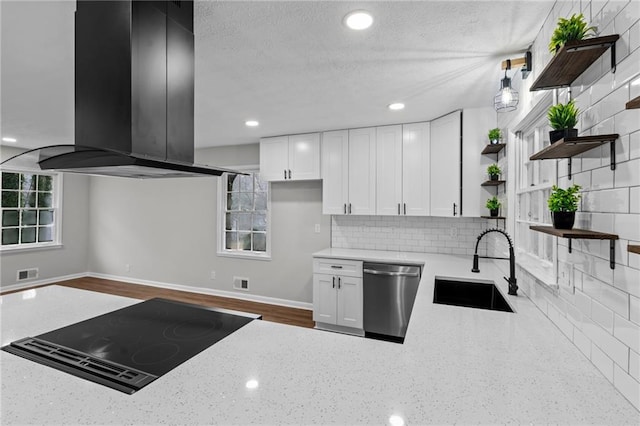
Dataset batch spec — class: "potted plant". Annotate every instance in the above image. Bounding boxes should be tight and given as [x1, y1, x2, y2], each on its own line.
[487, 164, 501, 181]
[485, 196, 501, 217]
[549, 13, 597, 53]
[548, 184, 581, 229]
[488, 128, 502, 144]
[548, 100, 579, 143]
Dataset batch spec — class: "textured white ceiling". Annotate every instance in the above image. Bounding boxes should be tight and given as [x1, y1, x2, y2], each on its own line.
[1, 0, 554, 151]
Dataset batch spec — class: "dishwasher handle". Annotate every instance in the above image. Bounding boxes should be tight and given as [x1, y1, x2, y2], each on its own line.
[363, 269, 420, 278]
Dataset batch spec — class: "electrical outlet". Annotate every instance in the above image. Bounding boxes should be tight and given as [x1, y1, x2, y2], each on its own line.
[314, 224, 321, 233]
[210, 270, 216, 280]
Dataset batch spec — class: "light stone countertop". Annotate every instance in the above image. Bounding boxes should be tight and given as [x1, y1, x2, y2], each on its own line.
[1, 251, 638, 425]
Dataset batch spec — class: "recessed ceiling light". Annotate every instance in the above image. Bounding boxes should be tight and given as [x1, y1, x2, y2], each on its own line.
[245, 120, 259, 127]
[344, 10, 373, 30]
[388, 103, 405, 111]
[2, 137, 17, 143]
[389, 415, 405, 426]
[245, 379, 259, 389]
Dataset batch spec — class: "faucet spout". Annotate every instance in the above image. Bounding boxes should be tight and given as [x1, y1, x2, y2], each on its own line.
[471, 228, 518, 296]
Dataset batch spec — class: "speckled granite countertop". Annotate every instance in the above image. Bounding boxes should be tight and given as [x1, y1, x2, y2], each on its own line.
[1, 251, 638, 424]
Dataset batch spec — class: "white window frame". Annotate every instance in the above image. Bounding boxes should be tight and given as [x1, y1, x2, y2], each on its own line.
[514, 102, 559, 286]
[216, 165, 271, 260]
[1, 169, 63, 252]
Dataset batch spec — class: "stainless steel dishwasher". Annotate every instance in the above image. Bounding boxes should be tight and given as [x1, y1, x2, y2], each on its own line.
[363, 262, 421, 342]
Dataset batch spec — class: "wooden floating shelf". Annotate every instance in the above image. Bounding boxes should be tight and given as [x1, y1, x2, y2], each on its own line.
[481, 216, 506, 220]
[530, 35, 620, 91]
[626, 96, 640, 109]
[530, 225, 618, 269]
[481, 180, 506, 187]
[529, 134, 619, 160]
[628, 245, 640, 255]
[481, 143, 506, 155]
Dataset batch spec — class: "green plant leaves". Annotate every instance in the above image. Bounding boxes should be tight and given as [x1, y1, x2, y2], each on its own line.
[488, 128, 501, 140]
[486, 196, 501, 210]
[548, 184, 581, 212]
[548, 100, 578, 130]
[487, 164, 502, 176]
[549, 13, 597, 53]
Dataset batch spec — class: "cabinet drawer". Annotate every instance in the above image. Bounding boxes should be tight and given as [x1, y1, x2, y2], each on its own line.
[313, 258, 363, 277]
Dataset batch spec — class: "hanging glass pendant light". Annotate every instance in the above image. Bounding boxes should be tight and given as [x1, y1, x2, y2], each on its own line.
[494, 68, 519, 113]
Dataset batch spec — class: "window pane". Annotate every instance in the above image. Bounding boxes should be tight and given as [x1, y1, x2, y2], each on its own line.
[21, 174, 36, 191]
[225, 231, 251, 250]
[254, 174, 267, 192]
[38, 175, 53, 192]
[2, 191, 18, 207]
[253, 233, 266, 252]
[2, 210, 19, 226]
[21, 227, 36, 243]
[39, 210, 54, 225]
[2, 173, 20, 189]
[37, 192, 53, 208]
[2, 228, 19, 245]
[253, 213, 266, 231]
[254, 192, 267, 210]
[20, 191, 36, 208]
[226, 212, 251, 231]
[38, 226, 53, 242]
[22, 210, 37, 225]
[238, 175, 253, 192]
[227, 174, 239, 192]
[225, 231, 237, 249]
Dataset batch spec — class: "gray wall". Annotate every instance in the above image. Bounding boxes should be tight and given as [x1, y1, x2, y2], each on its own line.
[87, 143, 330, 304]
[1, 146, 90, 288]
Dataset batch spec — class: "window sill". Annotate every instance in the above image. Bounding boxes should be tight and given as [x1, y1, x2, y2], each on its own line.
[516, 249, 559, 290]
[217, 251, 272, 261]
[0, 243, 63, 254]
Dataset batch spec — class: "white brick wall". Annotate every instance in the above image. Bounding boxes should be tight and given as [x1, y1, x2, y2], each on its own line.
[498, 0, 640, 411]
[331, 215, 488, 256]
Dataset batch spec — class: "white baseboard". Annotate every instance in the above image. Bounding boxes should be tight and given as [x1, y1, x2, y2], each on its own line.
[87, 272, 313, 311]
[0, 272, 87, 293]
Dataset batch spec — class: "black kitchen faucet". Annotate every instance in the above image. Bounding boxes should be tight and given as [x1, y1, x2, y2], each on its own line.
[471, 228, 518, 296]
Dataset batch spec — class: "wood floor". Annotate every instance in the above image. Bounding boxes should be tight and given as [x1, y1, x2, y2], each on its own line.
[3, 277, 314, 329]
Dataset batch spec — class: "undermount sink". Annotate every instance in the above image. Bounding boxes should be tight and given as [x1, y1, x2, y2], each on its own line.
[433, 277, 514, 313]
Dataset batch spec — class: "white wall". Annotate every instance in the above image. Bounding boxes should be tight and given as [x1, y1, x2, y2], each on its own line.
[497, 0, 640, 410]
[87, 143, 330, 305]
[1, 146, 90, 289]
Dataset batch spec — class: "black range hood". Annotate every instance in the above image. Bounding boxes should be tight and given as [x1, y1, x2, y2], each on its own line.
[2, 0, 235, 178]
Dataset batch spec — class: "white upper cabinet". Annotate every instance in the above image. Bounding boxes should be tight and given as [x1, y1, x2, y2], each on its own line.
[259, 133, 320, 181]
[321, 130, 349, 215]
[430, 111, 461, 217]
[376, 125, 403, 216]
[348, 127, 377, 215]
[402, 122, 431, 216]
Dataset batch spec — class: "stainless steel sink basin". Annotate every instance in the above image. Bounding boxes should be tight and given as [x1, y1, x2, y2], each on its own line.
[433, 277, 514, 313]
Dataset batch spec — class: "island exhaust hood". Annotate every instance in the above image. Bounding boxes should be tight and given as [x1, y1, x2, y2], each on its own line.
[2, 0, 236, 178]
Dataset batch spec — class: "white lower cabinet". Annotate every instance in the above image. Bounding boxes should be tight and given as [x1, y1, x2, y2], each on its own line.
[312, 258, 363, 334]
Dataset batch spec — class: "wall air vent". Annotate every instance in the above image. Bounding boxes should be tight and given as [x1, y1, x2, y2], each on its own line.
[17, 268, 39, 281]
[233, 276, 249, 291]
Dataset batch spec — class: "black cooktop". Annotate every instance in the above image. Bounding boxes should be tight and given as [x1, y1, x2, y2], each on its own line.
[2, 298, 260, 394]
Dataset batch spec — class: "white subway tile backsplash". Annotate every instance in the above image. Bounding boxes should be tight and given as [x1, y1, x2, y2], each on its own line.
[591, 165, 615, 189]
[583, 317, 630, 368]
[615, 109, 640, 136]
[582, 273, 630, 317]
[631, 187, 640, 214]
[630, 20, 640, 53]
[615, 213, 640, 241]
[575, 290, 593, 317]
[615, 158, 640, 188]
[631, 295, 640, 325]
[573, 327, 592, 357]
[614, 314, 640, 353]
[630, 130, 640, 160]
[613, 44, 640, 90]
[613, 264, 640, 298]
[591, 343, 615, 382]
[613, 365, 640, 410]
[583, 188, 630, 213]
[592, 299, 615, 332]
[630, 350, 640, 381]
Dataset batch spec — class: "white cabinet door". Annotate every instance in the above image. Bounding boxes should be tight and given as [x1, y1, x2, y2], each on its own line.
[376, 125, 403, 216]
[402, 122, 430, 216]
[260, 136, 289, 181]
[430, 111, 461, 217]
[321, 130, 349, 215]
[288, 133, 320, 180]
[348, 127, 376, 215]
[313, 274, 337, 324]
[336, 275, 363, 329]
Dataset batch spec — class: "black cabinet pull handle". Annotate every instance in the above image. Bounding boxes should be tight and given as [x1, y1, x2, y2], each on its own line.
[284, 170, 287, 179]
[343, 203, 346, 214]
[338, 277, 341, 289]
[404, 203, 407, 215]
[348, 203, 352, 214]
[288, 169, 291, 179]
[453, 203, 457, 216]
[398, 203, 400, 215]
[332, 276, 335, 288]
[330, 265, 343, 269]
